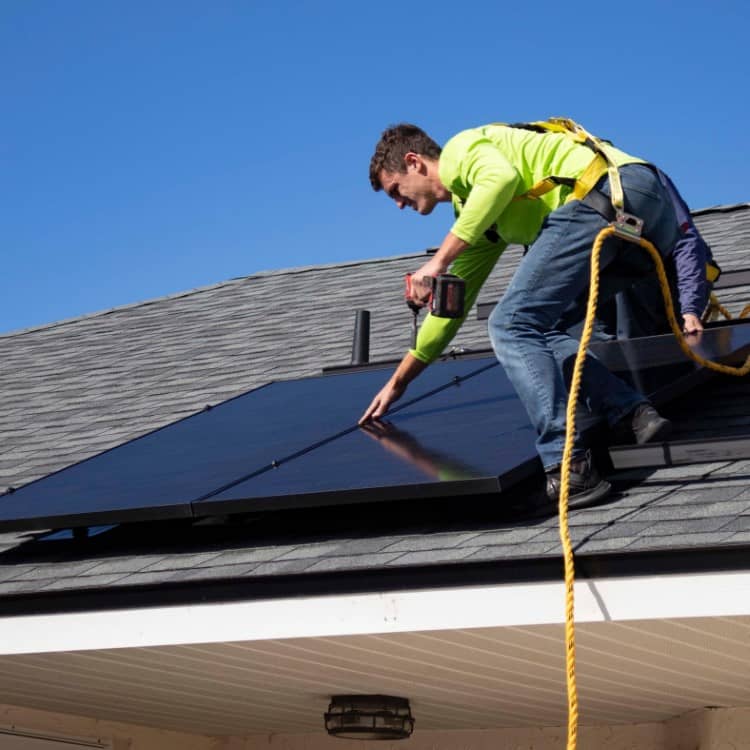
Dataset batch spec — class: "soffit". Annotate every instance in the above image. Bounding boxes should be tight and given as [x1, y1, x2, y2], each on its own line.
[0, 616, 747, 736]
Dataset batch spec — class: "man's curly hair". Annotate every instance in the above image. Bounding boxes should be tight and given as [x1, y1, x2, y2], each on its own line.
[369, 124, 442, 191]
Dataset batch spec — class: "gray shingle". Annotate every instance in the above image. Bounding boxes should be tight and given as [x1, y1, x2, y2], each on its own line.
[386, 547, 477, 566]
[248, 558, 321, 577]
[626, 500, 750, 522]
[12, 559, 104, 580]
[40, 573, 130, 592]
[199, 546, 298, 566]
[381, 532, 483, 553]
[463, 541, 560, 560]
[81, 555, 169, 576]
[457, 527, 547, 547]
[139, 552, 227, 573]
[304, 552, 407, 573]
[625, 531, 735, 550]
[717, 516, 750, 533]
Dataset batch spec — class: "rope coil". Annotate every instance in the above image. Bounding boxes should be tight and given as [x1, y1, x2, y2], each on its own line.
[559, 226, 750, 750]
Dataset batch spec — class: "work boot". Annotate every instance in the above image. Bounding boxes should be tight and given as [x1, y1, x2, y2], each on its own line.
[545, 451, 611, 509]
[611, 402, 672, 445]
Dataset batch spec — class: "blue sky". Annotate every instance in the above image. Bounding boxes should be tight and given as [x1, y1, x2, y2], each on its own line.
[2, 0, 748, 333]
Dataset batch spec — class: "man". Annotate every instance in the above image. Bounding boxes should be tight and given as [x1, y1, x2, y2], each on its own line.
[360, 122, 705, 507]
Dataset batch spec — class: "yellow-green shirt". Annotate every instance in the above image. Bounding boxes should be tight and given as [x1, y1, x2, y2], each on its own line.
[410, 123, 641, 364]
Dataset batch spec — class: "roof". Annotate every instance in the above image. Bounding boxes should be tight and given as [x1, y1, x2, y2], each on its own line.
[0, 204, 749, 606]
[0, 204, 750, 594]
[0, 368, 748, 607]
[2, 204, 748, 495]
[1, 205, 750, 738]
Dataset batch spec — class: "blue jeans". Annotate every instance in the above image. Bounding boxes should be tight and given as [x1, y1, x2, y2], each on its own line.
[488, 164, 680, 470]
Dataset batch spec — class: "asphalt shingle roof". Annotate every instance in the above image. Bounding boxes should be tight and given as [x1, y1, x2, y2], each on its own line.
[0, 204, 749, 603]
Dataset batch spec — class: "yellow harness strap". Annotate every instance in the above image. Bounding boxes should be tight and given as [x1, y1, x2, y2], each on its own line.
[505, 118, 624, 209]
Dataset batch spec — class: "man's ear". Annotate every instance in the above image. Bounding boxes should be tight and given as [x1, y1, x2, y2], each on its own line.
[404, 152, 425, 172]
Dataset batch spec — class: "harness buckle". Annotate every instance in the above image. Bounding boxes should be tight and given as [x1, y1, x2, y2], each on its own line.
[612, 211, 643, 240]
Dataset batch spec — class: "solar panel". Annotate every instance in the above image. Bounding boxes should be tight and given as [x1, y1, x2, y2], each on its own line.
[590, 320, 750, 401]
[2, 322, 748, 532]
[196, 323, 750, 516]
[194, 362, 537, 515]
[0, 357, 502, 531]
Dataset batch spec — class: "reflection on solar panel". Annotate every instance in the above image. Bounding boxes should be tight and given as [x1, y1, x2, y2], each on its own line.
[2, 322, 748, 532]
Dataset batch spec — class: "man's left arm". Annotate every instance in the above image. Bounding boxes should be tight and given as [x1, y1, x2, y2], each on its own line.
[657, 169, 707, 334]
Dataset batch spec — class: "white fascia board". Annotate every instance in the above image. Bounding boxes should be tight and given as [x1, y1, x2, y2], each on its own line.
[1, 570, 749, 655]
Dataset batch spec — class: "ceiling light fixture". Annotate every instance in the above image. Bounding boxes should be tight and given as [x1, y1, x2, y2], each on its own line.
[324, 695, 415, 740]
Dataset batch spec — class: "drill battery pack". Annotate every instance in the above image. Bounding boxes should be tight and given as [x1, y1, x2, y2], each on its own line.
[405, 273, 466, 319]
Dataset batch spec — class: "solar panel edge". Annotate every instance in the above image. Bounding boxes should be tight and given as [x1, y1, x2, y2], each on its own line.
[0, 501, 193, 533]
[191, 475, 505, 518]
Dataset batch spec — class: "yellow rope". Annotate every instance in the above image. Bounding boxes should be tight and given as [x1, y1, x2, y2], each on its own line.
[559, 226, 750, 750]
[704, 292, 733, 322]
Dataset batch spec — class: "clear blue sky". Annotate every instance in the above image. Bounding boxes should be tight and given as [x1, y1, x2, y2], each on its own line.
[2, 0, 748, 333]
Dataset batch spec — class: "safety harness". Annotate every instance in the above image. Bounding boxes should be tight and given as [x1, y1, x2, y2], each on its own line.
[506, 117, 649, 238]
[504, 117, 722, 300]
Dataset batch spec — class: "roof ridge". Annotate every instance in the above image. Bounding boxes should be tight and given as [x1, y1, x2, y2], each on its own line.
[0, 250, 434, 341]
[692, 202, 750, 217]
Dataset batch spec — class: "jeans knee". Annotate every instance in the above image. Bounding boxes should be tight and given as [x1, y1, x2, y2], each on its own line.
[488, 302, 513, 346]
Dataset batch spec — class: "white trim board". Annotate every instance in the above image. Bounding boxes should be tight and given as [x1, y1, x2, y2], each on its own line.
[1, 570, 749, 655]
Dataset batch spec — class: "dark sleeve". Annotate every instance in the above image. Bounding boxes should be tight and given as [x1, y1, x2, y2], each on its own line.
[657, 170, 710, 316]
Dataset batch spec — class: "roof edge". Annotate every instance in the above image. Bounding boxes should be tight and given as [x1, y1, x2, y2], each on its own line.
[1, 541, 750, 618]
[1, 567, 749, 655]
[0, 250, 437, 341]
[692, 202, 750, 216]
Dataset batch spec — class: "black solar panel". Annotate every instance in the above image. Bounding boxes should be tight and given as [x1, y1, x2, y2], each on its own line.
[2, 322, 748, 532]
[0, 357, 506, 531]
[195, 361, 537, 515]
[591, 320, 750, 400]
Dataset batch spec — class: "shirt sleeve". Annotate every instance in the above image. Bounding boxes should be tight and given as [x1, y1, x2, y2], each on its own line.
[672, 226, 709, 316]
[446, 137, 520, 245]
[409, 235, 505, 364]
[656, 169, 710, 316]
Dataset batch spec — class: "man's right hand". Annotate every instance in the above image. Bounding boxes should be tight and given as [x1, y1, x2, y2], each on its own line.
[682, 313, 703, 334]
[359, 379, 407, 424]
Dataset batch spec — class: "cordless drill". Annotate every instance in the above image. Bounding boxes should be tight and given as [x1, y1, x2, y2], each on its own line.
[404, 273, 466, 346]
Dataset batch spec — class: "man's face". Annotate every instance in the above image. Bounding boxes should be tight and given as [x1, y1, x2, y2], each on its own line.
[379, 163, 440, 215]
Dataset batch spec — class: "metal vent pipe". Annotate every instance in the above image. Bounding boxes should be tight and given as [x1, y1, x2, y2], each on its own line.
[351, 310, 371, 365]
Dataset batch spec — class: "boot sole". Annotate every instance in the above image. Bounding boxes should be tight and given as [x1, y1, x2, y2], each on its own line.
[566, 479, 612, 510]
